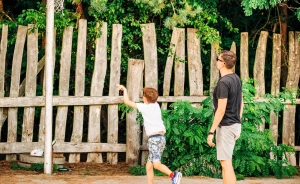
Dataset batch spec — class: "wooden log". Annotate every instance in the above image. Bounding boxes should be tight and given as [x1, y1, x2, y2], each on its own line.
[210, 36, 220, 93]
[187, 28, 203, 96]
[55, 26, 73, 143]
[253, 31, 268, 130]
[107, 24, 122, 164]
[141, 23, 159, 164]
[230, 41, 236, 73]
[7, 25, 27, 161]
[69, 19, 87, 163]
[126, 59, 144, 165]
[174, 28, 185, 96]
[162, 28, 183, 110]
[240, 32, 249, 80]
[282, 32, 300, 166]
[270, 34, 281, 145]
[22, 24, 38, 143]
[0, 24, 8, 136]
[0, 142, 126, 153]
[87, 22, 107, 163]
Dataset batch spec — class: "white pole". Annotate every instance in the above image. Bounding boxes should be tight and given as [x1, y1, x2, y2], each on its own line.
[44, 0, 54, 174]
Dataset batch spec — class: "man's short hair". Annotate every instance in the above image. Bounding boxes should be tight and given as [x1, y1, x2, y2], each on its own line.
[220, 50, 236, 69]
[143, 87, 158, 103]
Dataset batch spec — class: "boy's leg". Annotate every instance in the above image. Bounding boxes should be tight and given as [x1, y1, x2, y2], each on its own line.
[146, 161, 155, 184]
[152, 161, 172, 176]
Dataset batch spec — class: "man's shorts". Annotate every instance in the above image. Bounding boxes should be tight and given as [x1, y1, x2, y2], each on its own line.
[147, 134, 166, 162]
[216, 123, 241, 160]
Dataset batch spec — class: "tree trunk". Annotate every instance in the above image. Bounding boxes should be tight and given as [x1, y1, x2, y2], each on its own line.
[280, 2, 288, 87]
[76, 2, 85, 19]
[0, 0, 13, 21]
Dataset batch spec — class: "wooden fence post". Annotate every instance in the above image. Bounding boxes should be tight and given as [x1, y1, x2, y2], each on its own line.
[240, 32, 249, 80]
[0, 24, 8, 137]
[210, 37, 219, 92]
[187, 28, 203, 104]
[174, 28, 185, 96]
[107, 24, 122, 164]
[126, 59, 144, 165]
[87, 22, 107, 163]
[270, 34, 282, 145]
[282, 31, 300, 166]
[230, 41, 236, 73]
[141, 23, 158, 164]
[22, 24, 38, 143]
[55, 26, 73, 144]
[69, 19, 87, 163]
[253, 31, 268, 131]
[7, 25, 27, 161]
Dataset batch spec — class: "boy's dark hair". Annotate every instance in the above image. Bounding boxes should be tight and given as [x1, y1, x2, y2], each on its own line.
[220, 50, 236, 69]
[143, 87, 158, 103]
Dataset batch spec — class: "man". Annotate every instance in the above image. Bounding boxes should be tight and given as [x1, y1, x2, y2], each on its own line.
[207, 50, 244, 184]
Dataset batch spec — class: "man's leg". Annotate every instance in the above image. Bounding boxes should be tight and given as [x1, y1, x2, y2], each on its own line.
[146, 161, 155, 184]
[220, 160, 236, 184]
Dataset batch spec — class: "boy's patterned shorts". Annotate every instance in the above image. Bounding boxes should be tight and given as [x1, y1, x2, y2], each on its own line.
[147, 135, 166, 162]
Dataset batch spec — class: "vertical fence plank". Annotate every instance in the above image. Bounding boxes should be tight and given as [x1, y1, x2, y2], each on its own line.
[240, 32, 249, 80]
[253, 31, 268, 130]
[69, 19, 87, 163]
[187, 28, 203, 107]
[270, 34, 282, 145]
[55, 26, 73, 143]
[87, 22, 107, 163]
[209, 39, 219, 92]
[0, 24, 8, 137]
[230, 41, 236, 73]
[162, 28, 183, 109]
[22, 24, 38, 142]
[39, 31, 56, 142]
[6, 25, 27, 161]
[174, 28, 185, 96]
[141, 23, 159, 164]
[282, 31, 300, 166]
[107, 24, 122, 164]
[126, 59, 144, 165]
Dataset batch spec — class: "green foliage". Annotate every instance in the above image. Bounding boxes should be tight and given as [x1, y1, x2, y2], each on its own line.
[241, 0, 287, 16]
[11, 162, 59, 172]
[128, 165, 165, 176]
[129, 79, 298, 179]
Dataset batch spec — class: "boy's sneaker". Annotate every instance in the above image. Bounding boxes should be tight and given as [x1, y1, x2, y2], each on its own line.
[171, 171, 182, 184]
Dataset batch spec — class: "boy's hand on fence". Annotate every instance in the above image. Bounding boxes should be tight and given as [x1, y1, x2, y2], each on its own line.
[116, 84, 126, 91]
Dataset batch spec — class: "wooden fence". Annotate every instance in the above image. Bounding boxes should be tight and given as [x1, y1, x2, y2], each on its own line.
[0, 20, 299, 166]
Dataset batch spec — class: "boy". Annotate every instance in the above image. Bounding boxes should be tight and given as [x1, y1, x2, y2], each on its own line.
[117, 84, 182, 184]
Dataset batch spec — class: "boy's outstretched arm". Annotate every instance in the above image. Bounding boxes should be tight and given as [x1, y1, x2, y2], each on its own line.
[116, 84, 137, 109]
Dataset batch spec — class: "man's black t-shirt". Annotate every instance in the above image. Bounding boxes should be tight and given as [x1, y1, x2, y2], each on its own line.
[213, 73, 242, 126]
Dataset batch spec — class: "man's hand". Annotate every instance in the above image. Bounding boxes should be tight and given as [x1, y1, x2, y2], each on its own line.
[207, 134, 215, 147]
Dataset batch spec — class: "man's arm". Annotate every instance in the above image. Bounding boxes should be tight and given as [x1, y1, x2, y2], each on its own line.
[116, 84, 137, 109]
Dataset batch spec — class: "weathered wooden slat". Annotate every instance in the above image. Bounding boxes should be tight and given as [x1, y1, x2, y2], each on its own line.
[126, 59, 144, 166]
[187, 28, 203, 97]
[107, 24, 122, 164]
[69, 19, 87, 163]
[254, 31, 268, 131]
[282, 32, 300, 166]
[174, 28, 185, 96]
[87, 22, 107, 163]
[55, 26, 73, 143]
[39, 30, 56, 142]
[210, 36, 220, 92]
[141, 23, 159, 164]
[7, 25, 27, 161]
[162, 28, 183, 110]
[0, 24, 8, 136]
[230, 41, 236, 73]
[270, 34, 281, 145]
[0, 96, 299, 107]
[0, 142, 126, 153]
[240, 32, 249, 80]
[22, 24, 38, 143]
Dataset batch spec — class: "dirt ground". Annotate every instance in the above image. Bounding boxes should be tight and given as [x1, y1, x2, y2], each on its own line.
[0, 160, 300, 184]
